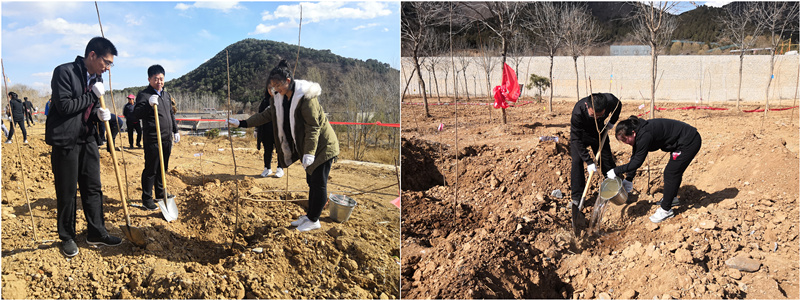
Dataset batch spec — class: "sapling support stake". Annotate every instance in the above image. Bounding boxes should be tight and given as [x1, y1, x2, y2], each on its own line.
[95, 1, 132, 202]
[2, 59, 39, 243]
[225, 49, 242, 250]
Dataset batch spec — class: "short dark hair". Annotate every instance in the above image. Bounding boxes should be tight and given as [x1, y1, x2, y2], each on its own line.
[615, 115, 641, 137]
[148, 65, 165, 78]
[84, 37, 118, 58]
[8, 92, 17, 99]
[585, 93, 611, 112]
[268, 60, 293, 83]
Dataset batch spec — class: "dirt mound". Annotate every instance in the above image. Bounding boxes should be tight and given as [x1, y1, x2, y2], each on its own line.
[401, 97, 798, 299]
[2, 128, 400, 299]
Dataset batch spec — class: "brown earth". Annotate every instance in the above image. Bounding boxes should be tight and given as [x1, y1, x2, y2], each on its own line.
[401, 96, 799, 299]
[1, 125, 400, 299]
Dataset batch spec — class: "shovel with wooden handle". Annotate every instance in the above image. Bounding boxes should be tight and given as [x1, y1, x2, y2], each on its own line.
[98, 95, 147, 247]
[572, 131, 609, 236]
[152, 102, 179, 222]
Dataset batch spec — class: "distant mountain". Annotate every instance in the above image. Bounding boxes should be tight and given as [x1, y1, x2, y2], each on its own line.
[117, 38, 397, 112]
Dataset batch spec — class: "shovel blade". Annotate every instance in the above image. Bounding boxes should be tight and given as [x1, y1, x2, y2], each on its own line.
[571, 202, 585, 237]
[157, 196, 179, 222]
[121, 224, 147, 247]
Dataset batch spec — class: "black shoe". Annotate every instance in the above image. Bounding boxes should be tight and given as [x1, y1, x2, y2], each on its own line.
[137, 144, 142, 148]
[143, 199, 159, 210]
[61, 239, 79, 257]
[87, 235, 122, 246]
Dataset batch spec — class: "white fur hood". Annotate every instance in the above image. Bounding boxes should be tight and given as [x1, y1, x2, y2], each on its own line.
[294, 80, 321, 100]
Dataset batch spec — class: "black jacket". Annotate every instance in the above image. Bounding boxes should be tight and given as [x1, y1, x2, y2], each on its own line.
[133, 85, 177, 144]
[612, 118, 699, 180]
[256, 96, 273, 143]
[45, 56, 101, 148]
[9, 98, 25, 121]
[569, 93, 621, 164]
[23, 100, 34, 113]
[123, 102, 138, 125]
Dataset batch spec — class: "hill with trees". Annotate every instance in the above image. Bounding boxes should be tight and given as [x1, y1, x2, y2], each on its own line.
[115, 38, 398, 116]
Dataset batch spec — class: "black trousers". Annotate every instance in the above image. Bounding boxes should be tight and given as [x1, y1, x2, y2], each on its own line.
[127, 122, 142, 147]
[52, 141, 108, 241]
[25, 112, 33, 126]
[258, 128, 276, 169]
[305, 158, 334, 222]
[98, 123, 119, 152]
[661, 132, 702, 211]
[7, 119, 27, 141]
[570, 137, 616, 203]
[141, 140, 172, 201]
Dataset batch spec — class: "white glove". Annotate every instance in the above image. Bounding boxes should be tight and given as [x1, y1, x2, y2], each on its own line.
[622, 179, 633, 193]
[587, 163, 597, 173]
[97, 107, 111, 121]
[148, 95, 160, 106]
[91, 82, 105, 98]
[606, 169, 617, 180]
[302, 154, 315, 169]
[227, 118, 240, 127]
[174, 132, 180, 143]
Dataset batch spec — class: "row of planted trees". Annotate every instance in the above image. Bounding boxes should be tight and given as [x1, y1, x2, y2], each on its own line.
[402, 2, 799, 122]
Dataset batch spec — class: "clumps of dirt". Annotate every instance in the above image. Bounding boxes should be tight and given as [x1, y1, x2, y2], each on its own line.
[401, 100, 798, 299]
[402, 137, 574, 298]
[401, 137, 445, 191]
[2, 132, 400, 299]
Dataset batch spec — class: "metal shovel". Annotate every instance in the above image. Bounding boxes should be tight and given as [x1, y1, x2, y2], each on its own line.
[152, 103, 179, 221]
[573, 131, 609, 236]
[98, 95, 147, 247]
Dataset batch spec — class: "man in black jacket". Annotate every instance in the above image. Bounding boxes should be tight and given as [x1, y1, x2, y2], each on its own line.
[45, 37, 122, 257]
[23, 97, 35, 126]
[133, 64, 179, 211]
[569, 93, 624, 231]
[123, 94, 141, 148]
[6, 92, 28, 143]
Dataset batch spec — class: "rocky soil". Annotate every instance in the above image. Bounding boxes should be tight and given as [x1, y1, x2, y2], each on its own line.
[401, 96, 798, 299]
[2, 125, 400, 299]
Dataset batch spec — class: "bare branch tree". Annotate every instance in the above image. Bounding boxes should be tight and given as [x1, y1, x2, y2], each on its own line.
[720, 2, 764, 111]
[525, 2, 566, 113]
[463, 1, 528, 124]
[507, 30, 534, 99]
[563, 4, 601, 101]
[401, 2, 447, 117]
[755, 2, 799, 116]
[632, 1, 679, 119]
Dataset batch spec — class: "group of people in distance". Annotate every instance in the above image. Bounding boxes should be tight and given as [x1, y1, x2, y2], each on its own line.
[43, 37, 338, 258]
[569, 93, 702, 232]
[4, 92, 36, 143]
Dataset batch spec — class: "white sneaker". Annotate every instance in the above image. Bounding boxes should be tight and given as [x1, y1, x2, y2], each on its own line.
[290, 215, 309, 227]
[23, 140, 28, 144]
[4, 140, 11, 144]
[297, 220, 321, 232]
[649, 207, 674, 223]
[274, 168, 284, 178]
[260, 168, 272, 177]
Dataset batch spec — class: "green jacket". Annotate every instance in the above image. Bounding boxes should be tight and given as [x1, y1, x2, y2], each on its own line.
[241, 79, 339, 174]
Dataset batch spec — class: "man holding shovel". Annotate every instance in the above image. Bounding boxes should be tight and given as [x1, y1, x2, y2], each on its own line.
[46, 37, 122, 257]
[133, 65, 179, 211]
[569, 93, 626, 234]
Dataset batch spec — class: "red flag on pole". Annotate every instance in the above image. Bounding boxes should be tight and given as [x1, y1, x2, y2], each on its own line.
[493, 63, 520, 109]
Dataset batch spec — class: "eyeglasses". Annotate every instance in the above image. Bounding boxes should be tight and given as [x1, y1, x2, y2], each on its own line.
[102, 58, 114, 69]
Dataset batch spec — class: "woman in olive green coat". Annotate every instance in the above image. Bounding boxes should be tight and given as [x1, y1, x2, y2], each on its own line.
[228, 60, 339, 232]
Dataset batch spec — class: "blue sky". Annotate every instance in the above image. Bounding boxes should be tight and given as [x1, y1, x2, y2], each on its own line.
[1, 1, 400, 95]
